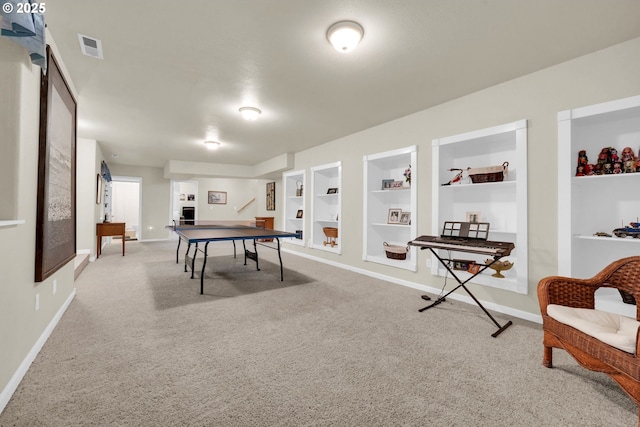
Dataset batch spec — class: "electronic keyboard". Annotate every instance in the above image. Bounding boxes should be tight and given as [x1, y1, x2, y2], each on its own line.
[408, 235, 515, 256]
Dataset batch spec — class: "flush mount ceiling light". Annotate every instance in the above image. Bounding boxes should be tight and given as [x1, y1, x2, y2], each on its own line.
[204, 140, 221, 150]
[239, 106, 262, 121]
[326, 20, 364, 53]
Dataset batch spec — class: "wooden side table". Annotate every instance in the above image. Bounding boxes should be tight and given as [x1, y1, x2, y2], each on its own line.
[96, 222, 126, 258]
[255, 216, 274, 242]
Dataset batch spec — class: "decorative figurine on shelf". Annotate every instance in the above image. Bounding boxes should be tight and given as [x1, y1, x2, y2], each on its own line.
[442, 168, 463, 186]
[404, 165, 411, 185]
[611, 147, 620, 163]
[296, 181, 303, 197]
[584, 164, 595, 175]
[484, 259, 514, 278]
[613, 162, 623, 174]
[621, 146, 637, 173]
[576, 150, 588, 176]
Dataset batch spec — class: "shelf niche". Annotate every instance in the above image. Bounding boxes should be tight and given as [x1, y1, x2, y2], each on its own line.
[363, 146, 417, 271]
[558, 95, 640, 279]
[282, 169, 306, 246]
[310, 161, 342, 253]
[431, 120, 528, 294]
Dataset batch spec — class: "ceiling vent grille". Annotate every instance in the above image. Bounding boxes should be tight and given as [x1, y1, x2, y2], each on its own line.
[78, 34, 103, 59]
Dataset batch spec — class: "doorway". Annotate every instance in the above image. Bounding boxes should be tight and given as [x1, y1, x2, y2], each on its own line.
[111, 176, 142, 241]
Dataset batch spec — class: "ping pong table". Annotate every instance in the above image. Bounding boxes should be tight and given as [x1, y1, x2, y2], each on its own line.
[167, 220, 300, 294]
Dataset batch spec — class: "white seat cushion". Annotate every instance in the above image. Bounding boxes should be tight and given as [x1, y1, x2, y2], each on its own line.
[547, 304, 639, 354]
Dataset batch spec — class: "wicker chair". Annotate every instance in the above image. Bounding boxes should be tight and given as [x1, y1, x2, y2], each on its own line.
[538, 256, 640, 423]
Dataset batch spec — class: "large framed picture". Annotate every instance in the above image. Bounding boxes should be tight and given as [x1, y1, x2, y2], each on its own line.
[266, 182, 275, 211]
[35, 46, 77, 282]
[208, 191, 227, 204]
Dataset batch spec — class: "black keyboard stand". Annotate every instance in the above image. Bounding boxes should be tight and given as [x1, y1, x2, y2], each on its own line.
[419, 247, 513, 338]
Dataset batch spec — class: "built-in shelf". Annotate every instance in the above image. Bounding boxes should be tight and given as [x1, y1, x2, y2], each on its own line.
[282, 170, 306, 246]
[310, 162, 341, 253]
[0, 220, 25, 227]
[558, 95, 640, 288]
[363, 146, 417, 271]
[432, 120, 528, 294]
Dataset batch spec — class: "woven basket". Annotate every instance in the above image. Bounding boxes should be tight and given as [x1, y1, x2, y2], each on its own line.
[323, 227, 338, 238]
[383, 242, 408, 260]
[468, 161, 509, 183]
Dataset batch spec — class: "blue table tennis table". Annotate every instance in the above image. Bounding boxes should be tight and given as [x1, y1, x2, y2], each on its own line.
[167, 221, 300, 294]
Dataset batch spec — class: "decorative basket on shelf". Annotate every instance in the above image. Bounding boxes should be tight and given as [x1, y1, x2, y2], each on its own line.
[467, 161, 509, 183]
[322, 227, 338, 247]
[383, 242, 409, 260]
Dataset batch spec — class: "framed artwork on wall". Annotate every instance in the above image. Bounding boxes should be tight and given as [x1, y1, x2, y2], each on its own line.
[35, 46, 77, 282]
[266, 181, 275, 211]
[208, 191, 227, 204]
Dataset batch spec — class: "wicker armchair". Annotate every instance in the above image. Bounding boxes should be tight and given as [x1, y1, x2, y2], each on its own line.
[538, 256, 640, 423]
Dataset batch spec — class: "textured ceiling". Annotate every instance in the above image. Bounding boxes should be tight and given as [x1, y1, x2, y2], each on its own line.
[44, 0, 640, 169]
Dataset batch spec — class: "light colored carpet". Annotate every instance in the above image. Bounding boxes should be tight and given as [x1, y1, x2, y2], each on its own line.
[0, 240, 636, 426]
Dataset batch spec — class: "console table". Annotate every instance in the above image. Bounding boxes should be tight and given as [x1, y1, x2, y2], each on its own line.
[96, 222, 126, 258]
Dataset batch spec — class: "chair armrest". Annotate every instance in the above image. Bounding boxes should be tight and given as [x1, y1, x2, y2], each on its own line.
[537, 276, 599, 314]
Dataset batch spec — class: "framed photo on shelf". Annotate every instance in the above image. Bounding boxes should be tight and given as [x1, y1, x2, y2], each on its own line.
[466, 211, 481, 223]
[296, 209, 303, 219]
[391, 181, 404, 189]
[381, 179, 394, 190]
[327, 187, 338, 194]
[399, 211, 411, 225]
[387, 208, 401, 224]
[208, 191, 227, 204]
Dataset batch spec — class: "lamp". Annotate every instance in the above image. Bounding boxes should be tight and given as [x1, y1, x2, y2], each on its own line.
[326, 20, 364, 53]
[204, 140, 221, 150]
[239, 106, 261, 121]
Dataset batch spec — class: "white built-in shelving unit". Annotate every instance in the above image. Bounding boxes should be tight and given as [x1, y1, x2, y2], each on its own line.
[310, 161, 342, 253]
[282, 169, 306, 246]
[558, 95, 640, 316]
[432, 120, 528, 294]
[363, 146, 417, 271]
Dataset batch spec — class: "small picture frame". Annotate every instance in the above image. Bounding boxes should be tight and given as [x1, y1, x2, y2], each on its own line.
[388, 208, 402, 224]
[327, 188, 338, 194]
[399, 211, 411, 225]
[381, 179, 394, 190]
[296, 209, 303, 219]
[187, 194, 195, 201]
[466, 211, 481, 223]
[208, 191, 227, 204]
[391, 181, 404, 189]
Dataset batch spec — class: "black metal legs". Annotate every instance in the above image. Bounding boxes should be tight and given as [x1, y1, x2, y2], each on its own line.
[419, 248, 513, 338]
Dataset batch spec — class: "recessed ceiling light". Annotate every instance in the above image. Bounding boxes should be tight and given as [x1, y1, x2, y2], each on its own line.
[204, 141, 221, 150]
[239, 106, 261, 121]
[327, 20, 364, 53]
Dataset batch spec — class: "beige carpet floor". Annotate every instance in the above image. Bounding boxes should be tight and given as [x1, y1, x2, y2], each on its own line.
[0, 240, 636, 426]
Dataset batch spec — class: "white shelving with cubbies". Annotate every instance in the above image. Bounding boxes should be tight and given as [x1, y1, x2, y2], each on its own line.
[282, 169, 306, 246]
[363, 146, 417, 271]
[558, 95, 640, 280]
[432, 120, 528, 294]
[310, 161, 342, 253]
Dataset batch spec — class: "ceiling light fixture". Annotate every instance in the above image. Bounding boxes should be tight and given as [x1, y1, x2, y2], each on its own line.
[239, 106, 261, 121]
[204, 140, 221, 150]
[326, 20, 364, 53]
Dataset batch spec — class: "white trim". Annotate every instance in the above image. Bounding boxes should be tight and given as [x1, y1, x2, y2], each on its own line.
[0, 220, 25, 227]
[0, 288, 76, 415]
[282, 247, 541, 324]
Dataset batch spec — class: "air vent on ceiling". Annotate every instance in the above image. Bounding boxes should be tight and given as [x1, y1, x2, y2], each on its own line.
[77, 33, 103, 59]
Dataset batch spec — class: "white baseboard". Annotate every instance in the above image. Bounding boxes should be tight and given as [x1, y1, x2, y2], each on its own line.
[282, 248, 542, 324]
[0, 288, 76, 415]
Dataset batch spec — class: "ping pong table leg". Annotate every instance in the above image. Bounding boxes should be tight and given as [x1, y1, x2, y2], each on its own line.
[200, 242, 209, 295]
[176, 237, 182, 264]
[191, 243, 198, 279]
[184, 242, 192, 272]
[242, 239, 260, 271]
[232, 240, 237, 258]
[276, 238, 283, 281]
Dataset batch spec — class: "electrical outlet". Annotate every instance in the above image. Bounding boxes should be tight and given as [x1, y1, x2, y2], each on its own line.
[35, 293, 39, 311]
[52, 279, 57, 295]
